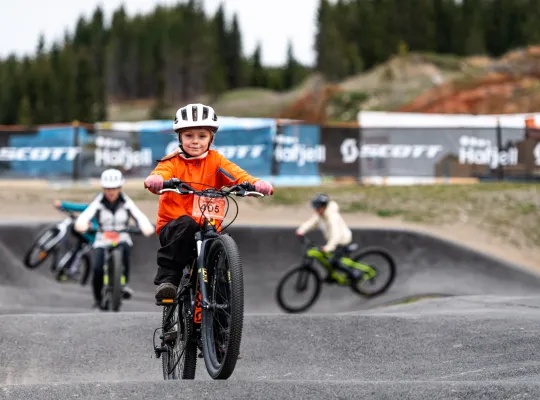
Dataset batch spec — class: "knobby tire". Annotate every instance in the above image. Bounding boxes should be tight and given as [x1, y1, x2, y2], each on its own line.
[350, 248, 396, 297]
[110, 248, 123, 312]
[275, 265, 322, 313]
[201, 235, 244, 380]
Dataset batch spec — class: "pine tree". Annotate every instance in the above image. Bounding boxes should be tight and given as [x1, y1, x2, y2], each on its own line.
[283, 40, 299, 90]
[250, 43, 267, 87]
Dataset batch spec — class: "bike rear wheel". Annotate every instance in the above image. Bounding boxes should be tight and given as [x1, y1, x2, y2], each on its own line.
[24, 226, 62, 269]
[275, 265, 322, 313]
[162, 301, 197, 380]
[201, 235, 244, 380]
[349, 248, 396, 297]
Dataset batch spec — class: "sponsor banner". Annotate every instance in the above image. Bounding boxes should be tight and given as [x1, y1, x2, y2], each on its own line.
[77, 129, 154, 179]
[212, 126, 274, 177]
[0, 127, 84, 178]
[276, 124, 324, 176]
[319, 126, 360, 178]
[358, 127, 526, 178]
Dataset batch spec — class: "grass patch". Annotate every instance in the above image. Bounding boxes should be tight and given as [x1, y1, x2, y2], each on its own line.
[263, 182, 540, 249]
[375, 209, 407, 218]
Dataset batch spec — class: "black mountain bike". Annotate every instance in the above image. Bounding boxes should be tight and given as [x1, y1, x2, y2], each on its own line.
[152, 179, 268, 380]
[24, 208, 92, 285]
[87, 227, 142, 312]
[275, 235, 396, 313]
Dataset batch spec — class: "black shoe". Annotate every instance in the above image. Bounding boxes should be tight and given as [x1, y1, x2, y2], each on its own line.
[122, 285, 134, 300]
[155, 282, 177, 300]
[92, 301, 108, 311]
[348, 268, 363, 280]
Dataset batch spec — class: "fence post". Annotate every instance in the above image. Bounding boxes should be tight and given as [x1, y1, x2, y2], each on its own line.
[72, 120, 80, 181]
[271, 121, 283, 177]
[496, 118, 503, 181]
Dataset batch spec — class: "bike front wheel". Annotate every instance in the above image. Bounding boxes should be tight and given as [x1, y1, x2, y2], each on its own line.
[349, 248, 396, 297]
[201, 235, 244, 380]
[109, 248, 123, 312]
[275, 265, 322, 314]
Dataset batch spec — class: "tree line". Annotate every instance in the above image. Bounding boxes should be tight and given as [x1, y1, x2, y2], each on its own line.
[316, 0, 540, 81]
[0, 0, 308, 125]
[1, 0, 540, 125]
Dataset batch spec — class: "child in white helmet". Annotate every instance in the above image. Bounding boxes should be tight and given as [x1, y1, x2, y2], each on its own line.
[75, 168, 155, 309]
[144, 103, 274, 299]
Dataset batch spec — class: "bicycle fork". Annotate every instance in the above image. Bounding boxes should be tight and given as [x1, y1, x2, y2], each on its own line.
[195, 232, 230, 313]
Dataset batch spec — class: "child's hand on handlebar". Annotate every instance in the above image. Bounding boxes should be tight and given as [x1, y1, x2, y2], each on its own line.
[144, 175, 164, 193]
[254, 180, 273, 195]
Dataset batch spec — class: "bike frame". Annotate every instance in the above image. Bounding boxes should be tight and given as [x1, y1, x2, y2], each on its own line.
[300, 238, 377, 284]
[39, 216, 73, 253]
[56, 233, 92, 274]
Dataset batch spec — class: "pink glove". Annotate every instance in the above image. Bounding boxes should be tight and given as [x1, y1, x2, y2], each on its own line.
[254, 180, 274, 195]
[144, 175, 164, 192]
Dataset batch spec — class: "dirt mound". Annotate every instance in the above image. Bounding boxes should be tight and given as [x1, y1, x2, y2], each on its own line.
[398, 46, 540, 114]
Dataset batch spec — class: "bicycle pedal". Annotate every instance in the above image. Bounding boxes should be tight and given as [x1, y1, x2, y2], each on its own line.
[154, 345, 168, 358]
[155, 298, 176, 306]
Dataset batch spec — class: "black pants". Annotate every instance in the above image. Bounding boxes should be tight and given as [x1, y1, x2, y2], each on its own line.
[154, 215, 199, 286]
[92, 243, 131, 303]
[329, 245, 347, 272]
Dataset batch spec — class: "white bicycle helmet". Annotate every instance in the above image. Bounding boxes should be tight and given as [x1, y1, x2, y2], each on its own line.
[173, 103, 219, 133]
[100, 168, 125, 188]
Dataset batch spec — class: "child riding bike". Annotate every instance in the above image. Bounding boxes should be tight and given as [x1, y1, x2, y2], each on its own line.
[143, 103, 274, 300]
[74, 168, 155, 309]
[295, 193, 361, 280]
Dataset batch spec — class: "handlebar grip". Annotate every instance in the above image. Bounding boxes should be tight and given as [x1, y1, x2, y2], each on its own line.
[163, 178, 181, 189]
[240, 181, 256, 192]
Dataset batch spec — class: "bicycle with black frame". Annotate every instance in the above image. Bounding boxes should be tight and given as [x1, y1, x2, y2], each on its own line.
[152, 179, 268, 380]
[86, 226, 142, 312]
[275, 235, 396, 313]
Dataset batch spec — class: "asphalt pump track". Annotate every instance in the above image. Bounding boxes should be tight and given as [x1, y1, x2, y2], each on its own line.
[1, 223, 540, 399]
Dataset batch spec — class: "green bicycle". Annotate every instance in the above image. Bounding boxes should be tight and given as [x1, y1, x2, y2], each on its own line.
[275, 235, 396, 313]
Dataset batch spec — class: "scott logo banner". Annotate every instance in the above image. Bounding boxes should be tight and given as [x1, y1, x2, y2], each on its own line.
[0, 146, 81, 161]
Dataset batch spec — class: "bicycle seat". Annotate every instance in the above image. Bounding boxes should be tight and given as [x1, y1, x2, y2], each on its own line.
[345, 243, 359, 253]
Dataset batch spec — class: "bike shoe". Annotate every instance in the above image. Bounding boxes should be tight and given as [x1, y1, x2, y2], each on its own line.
[122, 285, 134, 300]
[155, 282, 177, 300]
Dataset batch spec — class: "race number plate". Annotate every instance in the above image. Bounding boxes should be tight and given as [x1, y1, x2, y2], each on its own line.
[103, 231, 120, 242]
[192, 195, 226, 220]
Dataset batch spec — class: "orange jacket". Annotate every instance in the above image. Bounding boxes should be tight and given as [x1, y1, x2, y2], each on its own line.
[147, 149, 260, 234]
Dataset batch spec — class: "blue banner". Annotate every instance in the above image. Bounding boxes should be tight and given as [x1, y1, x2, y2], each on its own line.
[212, 127, 274, 177]
[276, 124, 323, 176]
[1, 127, 84, 178]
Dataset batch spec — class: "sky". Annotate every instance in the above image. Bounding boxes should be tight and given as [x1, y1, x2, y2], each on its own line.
[0, 0, 319, 66]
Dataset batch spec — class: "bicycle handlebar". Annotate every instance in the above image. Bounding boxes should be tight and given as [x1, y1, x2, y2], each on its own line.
[297, 234, 316, 248]
[159, 178, 266, 198]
